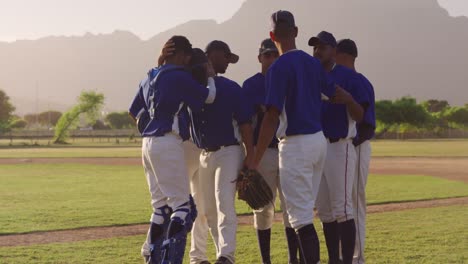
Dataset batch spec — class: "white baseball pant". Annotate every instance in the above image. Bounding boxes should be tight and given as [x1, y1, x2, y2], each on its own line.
[198, 145, 243, 263]
[140, 134, 190, 256]
[253, 147, 290, 230]
[183, 141, 211, 264]
[279, 132, 327, 230]
[316, 139, 357, 224]
[353, 140, 371, 264]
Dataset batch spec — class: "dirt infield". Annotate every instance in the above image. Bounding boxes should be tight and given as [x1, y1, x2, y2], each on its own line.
[1, 157, 466, 182]
[1, 197, 466, 247]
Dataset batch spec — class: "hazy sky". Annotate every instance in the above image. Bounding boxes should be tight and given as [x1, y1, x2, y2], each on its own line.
[0, 0, 466, 42]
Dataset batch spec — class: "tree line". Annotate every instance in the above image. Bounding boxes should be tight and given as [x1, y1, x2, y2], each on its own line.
[1, 89, 467, 137]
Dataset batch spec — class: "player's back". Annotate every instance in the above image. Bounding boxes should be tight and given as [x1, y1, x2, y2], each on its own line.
[266, 50, 334, 137]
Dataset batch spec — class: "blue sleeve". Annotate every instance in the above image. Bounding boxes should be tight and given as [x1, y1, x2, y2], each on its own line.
[348, 75, 370, 106]
[362, 80, 376, 127]
[321, 68, 336, 98]
[128, 83, 145, 119]
[241, 79, 256, 121]
[234, 82, 251, 124]
[179, 72, 209, 112]
[265, 62, 288, 112]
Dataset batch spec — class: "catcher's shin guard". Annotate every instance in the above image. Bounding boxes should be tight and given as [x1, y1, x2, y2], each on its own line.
[160, 196, 197, 264]
[161, 219, 188, 264]
[147, 205, 172, 264]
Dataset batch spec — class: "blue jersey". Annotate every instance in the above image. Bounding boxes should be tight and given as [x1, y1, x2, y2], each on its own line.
[191, 76, 250, 149]
[354, 73, 376, 145]
[129, 65, 209, 139]
[265, 50, 335, 139]
[321, 64, 369, 140]
[242, 73, 279, 148]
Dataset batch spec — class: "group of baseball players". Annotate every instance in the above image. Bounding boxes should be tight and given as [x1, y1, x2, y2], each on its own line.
[129, 9, 375, 264]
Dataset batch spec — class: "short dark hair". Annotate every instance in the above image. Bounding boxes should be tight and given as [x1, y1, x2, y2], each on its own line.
[168, 35, 192, 55]
[273, 22, 297, 40]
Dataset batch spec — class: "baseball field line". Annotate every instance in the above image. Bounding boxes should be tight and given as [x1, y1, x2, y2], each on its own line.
[1, 196, 466, 248]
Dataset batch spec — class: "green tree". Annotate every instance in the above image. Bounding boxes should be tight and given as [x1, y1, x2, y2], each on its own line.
[53, 91, 104, 144]
[10, 119, 27, 129]
[38, 111, 62, 126]
[422, 99, 450, 113]
[444, 107, 468, 127]
[0, 89, 15, 132]
[392, 97, 431, 126]
[105, 112, 135, 129]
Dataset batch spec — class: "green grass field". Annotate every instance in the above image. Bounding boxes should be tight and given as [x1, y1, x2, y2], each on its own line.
[1, 139, 468, 158]
[370, 139, 468, 157]
[1, 163, 467, 234]
[1, 205, 466, 264]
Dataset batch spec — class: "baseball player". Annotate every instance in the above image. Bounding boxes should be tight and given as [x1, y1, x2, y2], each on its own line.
[250, 11, 338, 264]
[336, 39, 376, 264]
[182, 48, 213, 264]
[129, 36, 217, 264]
[309, 31, 369, 264]
[189, 40, 253, 264]
[242, 38, 302, 264]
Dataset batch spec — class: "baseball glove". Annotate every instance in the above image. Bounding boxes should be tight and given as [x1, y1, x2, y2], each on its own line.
[235, 168, 274, 210]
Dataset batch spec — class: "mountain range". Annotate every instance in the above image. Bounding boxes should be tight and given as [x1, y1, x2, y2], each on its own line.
[1, 0, 467, 115]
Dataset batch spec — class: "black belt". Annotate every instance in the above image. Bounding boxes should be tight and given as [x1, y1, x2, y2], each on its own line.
[328, 137, 341, 143]
[203, 143, 239, 152]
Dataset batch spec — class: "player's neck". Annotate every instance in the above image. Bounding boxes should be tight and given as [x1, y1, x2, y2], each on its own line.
[277, 41, 296, 55]
[338, 61, 355, 71]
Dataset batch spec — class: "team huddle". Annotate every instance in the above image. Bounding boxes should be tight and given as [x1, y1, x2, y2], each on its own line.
[129, 10, 375, 264]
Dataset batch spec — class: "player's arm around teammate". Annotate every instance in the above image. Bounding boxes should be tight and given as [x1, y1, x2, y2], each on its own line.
[336, 39, 376, 264]
[309, 31, 370, 264]
[130, 36, 217, 264]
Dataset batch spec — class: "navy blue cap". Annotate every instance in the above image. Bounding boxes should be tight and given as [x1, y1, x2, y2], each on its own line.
[259, 38, 278, 55]
[337, 39, 358, 58]
[205, 40, 239, 64]
[271, 10, 296, 30]
[308, 31, 337, 48]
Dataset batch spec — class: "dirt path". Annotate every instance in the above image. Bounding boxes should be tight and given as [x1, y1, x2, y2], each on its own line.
[370, 157, 468, 182]
[1, 197, 466, 247]
[1, 157, 466, 182]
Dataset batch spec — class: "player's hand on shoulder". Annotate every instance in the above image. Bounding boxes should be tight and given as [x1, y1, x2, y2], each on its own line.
[157, 40, 176, 66]
[330, 85, 353, 105]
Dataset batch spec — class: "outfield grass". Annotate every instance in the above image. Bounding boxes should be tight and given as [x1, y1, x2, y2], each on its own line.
[1, 139, 468, 158]
[1, 163, 467, 234]
[371, 139, 468, 157]
[1, 205, 466, 264]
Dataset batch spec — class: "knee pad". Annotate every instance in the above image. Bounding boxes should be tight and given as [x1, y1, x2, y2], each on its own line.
[147, 205, 172, 264]
[161, 218, 188, 264]
[171, 195, 198, 233]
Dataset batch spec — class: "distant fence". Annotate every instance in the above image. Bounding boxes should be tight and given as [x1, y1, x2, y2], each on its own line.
[0, 129, 138, 140]
[1, 128, 467, 141]
[376, 128, 468, 139]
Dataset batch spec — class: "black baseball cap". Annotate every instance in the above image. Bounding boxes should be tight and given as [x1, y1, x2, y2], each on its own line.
[308, 31, 337, 48]
[271, 10, 296, 30]
[169, 35, 193, 54]
[259, 38, 278, 55]
[190, 48, 208, 66]
[337, 39, 358, 58]
[205, 40, 239, 64]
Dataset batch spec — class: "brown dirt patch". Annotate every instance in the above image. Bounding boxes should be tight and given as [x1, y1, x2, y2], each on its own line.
[1, 197, 466, 247]
[370, 157, 468, 182]
[0, 157, 141, 166]
[1, 157, 467, 183]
